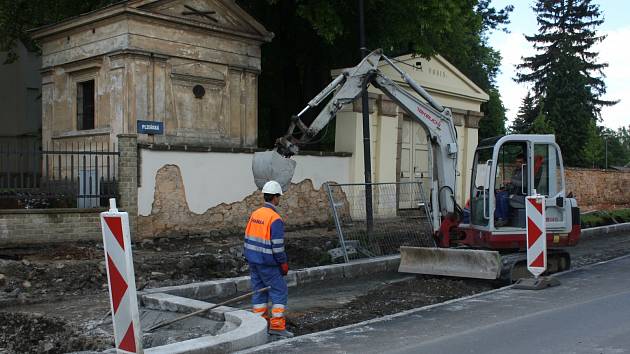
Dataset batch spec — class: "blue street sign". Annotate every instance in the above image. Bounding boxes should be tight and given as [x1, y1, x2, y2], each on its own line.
[137, 120, 164, 135]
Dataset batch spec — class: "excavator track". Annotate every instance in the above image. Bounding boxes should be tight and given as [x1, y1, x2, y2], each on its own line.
[499, 249, 571, 283]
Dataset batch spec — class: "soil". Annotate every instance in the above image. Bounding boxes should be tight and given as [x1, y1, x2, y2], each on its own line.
[0, 312, 110, 353]
[0, 229, 339, 307]
[286, 276, 495, 336]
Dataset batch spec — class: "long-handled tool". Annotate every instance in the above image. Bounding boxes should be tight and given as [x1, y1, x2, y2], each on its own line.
[99, 282, 149, 324]
[146, 286, 270, 332]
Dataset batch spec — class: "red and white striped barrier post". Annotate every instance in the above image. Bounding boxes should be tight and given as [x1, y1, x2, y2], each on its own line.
[100, 198, 143, 353]
[526, 193, 546, 277]
[514, 191, 559, 289]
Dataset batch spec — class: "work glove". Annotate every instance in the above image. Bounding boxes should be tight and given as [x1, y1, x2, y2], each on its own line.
[280, 262, 289, 276]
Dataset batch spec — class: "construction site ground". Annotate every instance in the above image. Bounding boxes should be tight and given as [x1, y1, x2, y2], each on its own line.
[1, 228, 630, 353]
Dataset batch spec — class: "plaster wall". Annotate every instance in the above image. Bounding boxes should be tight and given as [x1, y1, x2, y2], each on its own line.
[137, 149, 352, 216]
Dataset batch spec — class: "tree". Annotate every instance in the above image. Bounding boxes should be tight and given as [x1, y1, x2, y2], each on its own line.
[596, 126, 630, 168]
[582, 123, 603, 168]
[515, 0, 616, 166]
[239, 0, 513, 147]
[529, 110, 554, 134]
[479, 88, 507, 139]
[0, 0, 117, 62]
[510, 92, 537, 133]
[440, 0, 513, 139]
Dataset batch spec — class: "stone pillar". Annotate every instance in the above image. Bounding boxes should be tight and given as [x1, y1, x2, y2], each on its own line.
[117, 134, 138, 237]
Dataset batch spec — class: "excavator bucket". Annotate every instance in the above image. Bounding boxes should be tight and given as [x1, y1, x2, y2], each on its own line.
[252, 150, 296, 193]
[399, 246, 502, 280]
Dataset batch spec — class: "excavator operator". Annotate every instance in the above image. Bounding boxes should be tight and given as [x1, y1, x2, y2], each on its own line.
[507, 153, 527, 196]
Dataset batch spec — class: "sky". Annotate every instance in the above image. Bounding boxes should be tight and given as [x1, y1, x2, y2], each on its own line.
[488, 0, 629, 130]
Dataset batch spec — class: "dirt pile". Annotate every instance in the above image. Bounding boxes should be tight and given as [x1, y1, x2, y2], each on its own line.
[287, 276, 496, 335]
[0, 232, 338, 305]
[0, 312, 111, 353]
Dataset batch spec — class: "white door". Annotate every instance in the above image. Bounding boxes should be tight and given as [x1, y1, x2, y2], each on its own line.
[531, 143, 571, 233]
[399, 117, 430, 208]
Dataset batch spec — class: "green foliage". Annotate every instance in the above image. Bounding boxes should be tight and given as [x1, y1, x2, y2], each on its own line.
[583, 125, 630, 169]
[515, 0, 617, 166]
[582, 123, 604, 168]
[529, 110, 554, 134]
[0, 0, 118, 62]
[510, 92, 537, 134]
[581, 208, 630, 228]
[238, 0, 513, 148]
[610, 209, 630, 222]
[479, 88, 507, 139]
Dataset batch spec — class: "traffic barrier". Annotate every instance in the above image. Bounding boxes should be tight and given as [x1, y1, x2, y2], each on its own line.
[100, 198, 143, 353]
[526, 194, 546, 277]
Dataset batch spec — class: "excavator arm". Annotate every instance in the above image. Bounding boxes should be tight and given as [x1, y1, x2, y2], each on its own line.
[253, 49, 460, 230]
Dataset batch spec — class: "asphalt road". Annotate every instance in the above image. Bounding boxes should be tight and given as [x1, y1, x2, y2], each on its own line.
[242, 254, 630, 354]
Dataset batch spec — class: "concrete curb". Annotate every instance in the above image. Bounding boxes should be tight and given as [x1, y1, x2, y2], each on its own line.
[141, 293, 268, 353]
[581, 222, 630, 239]
[141, 255, 400, 301]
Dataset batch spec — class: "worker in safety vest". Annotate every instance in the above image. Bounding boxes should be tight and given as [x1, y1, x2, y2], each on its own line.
[244, 180, 293, 338]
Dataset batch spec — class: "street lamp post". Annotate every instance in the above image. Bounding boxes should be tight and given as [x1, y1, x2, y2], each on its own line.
[358, 0, 373, 232]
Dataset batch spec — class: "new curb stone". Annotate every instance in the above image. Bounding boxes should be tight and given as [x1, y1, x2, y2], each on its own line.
[581, 222, 630, 238]
[141, 293, 268, 353]
[141, 255, 401, 300]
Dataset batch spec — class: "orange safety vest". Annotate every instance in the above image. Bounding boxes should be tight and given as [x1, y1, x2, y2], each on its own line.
[244, 206, 285, 265]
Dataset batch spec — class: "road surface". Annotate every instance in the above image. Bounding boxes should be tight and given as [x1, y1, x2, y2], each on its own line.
[242, 254, 630, 354]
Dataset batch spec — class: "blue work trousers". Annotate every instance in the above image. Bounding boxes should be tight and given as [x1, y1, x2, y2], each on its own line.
[250, 263, 288, 306]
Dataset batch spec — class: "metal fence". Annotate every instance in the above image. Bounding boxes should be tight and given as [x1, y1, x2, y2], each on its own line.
[325, 182, 435, 262]
[0, 141, 119, 209]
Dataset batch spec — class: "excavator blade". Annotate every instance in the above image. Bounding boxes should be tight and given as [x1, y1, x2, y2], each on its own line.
[399, 247, 502, 280]
[252, 150, 296, 193]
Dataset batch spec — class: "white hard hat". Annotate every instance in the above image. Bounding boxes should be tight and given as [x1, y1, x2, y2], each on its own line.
[262, 180, 283, 195]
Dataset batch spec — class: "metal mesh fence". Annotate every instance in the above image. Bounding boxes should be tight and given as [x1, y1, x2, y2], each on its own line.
[325, 182, 436, 262]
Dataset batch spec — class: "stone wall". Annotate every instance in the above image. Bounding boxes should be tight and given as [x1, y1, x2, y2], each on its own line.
[0, 209, 103, 247]
[566, 168, 630, 211]
[137, 164, 346, 239]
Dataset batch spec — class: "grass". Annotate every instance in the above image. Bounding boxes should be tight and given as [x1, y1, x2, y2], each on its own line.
[581, 208, 630, 229]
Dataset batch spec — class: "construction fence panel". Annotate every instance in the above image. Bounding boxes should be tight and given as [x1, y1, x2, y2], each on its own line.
[325, 182, 436, 262]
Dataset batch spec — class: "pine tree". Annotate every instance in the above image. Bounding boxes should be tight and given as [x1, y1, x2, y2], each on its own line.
[510, 92, 537, 133]
[479, 88, 507, 139]
[529, 110, 554, 134]
[515, 0, 616, 166]
[582, 122, 603, 168]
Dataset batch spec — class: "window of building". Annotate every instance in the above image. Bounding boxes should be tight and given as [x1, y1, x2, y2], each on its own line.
[77, 80, 95, 130]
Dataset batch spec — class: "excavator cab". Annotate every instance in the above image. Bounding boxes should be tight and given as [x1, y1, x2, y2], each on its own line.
[400, 135, 579, 281]
[467, 134, 576, 243]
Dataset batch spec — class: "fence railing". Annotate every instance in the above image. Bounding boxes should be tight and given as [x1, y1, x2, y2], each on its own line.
[325, 181, 435, 262]
[0, 141, 119, 209]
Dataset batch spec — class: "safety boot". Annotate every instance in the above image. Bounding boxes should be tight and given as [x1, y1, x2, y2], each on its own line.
[268, 329, 294, 338]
